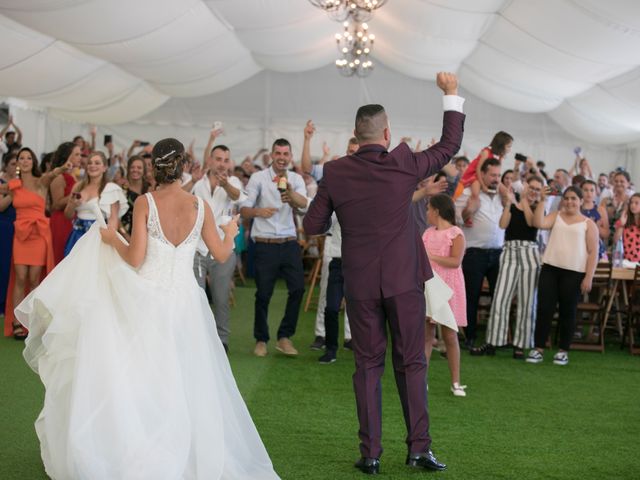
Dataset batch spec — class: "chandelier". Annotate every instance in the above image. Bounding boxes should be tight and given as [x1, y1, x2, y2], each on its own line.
[309, 0, 386, 77]
[308, 0, 388, 22]
[335, 21, 374, 77]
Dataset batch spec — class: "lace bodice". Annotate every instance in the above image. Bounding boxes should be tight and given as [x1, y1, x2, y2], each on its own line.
[138, 193, 204, 286]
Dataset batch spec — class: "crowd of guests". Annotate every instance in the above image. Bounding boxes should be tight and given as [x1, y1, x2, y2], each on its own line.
[1, 117, 639, 395]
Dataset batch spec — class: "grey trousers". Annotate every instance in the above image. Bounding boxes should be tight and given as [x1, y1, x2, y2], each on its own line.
[193, 251, 236, 346]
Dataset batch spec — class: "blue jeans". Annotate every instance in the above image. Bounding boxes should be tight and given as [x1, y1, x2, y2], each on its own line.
[462, 247, 502, 344]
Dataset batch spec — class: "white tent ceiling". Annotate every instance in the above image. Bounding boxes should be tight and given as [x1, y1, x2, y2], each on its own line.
[1, 0, 640, 145]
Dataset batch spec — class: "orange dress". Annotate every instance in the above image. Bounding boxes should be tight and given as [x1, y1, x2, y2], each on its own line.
[50, 172, 75, 265]
[3, 179, 54, 336]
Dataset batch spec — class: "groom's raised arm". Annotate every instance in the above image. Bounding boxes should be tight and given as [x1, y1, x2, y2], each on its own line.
[303, 177, 333, 236]
[414, 73, 465, 180]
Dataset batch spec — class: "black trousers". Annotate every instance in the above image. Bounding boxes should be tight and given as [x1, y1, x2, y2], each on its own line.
[461, 247, 502, 343]
[253, 241, 305, 343]
[324, 258, 345, 352]
[534, 264, 584, 351]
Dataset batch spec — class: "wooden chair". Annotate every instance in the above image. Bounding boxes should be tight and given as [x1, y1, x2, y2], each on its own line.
[621, 265, 640, 355]
[570, 261, 613, 352]
[303, 235, 325, 312]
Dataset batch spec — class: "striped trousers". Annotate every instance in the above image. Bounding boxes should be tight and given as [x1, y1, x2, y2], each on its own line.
[486, 240, 540, 349]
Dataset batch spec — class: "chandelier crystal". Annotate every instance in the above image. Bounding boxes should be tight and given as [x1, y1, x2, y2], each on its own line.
[334, 21, 374, 77]
[308, 0, 387, 22]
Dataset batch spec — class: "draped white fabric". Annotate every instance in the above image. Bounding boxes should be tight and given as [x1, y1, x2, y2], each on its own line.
[1, 0, 640, 145]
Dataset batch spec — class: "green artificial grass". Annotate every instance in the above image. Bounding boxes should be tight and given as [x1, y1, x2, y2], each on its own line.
[1, 280, 639, 479]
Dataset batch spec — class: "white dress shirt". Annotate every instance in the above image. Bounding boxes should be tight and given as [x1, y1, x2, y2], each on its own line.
[239, 166, 309, 239]
[192, 175, 246, 256]
[461, 189, 505, 249]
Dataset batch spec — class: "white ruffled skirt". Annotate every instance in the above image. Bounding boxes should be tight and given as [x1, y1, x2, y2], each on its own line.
[16, 223, 280, 480]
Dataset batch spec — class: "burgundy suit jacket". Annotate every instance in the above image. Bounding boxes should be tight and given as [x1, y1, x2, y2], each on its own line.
[303, 110, 465, 301]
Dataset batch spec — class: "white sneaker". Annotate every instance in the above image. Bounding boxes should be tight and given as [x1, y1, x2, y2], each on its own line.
[451, 383, 467, 397]
[526, 350, 543, 364]
[553, 351, 569, 366]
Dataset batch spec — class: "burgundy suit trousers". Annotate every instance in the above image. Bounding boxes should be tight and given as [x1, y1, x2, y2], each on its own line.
[346, 286, 430, 458]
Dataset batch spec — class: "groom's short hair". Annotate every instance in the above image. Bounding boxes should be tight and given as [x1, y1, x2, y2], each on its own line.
[355, 104, 387, 144]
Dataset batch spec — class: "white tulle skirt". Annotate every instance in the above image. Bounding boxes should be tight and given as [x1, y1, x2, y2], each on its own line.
[15, 224, 280, 480]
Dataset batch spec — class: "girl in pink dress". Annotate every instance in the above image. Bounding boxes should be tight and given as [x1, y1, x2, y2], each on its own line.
[422, 194, 467, 397]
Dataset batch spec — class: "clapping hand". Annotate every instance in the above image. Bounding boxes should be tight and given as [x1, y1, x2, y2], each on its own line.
[619, 209, 628, 227]
[191, 163, 204, 182]
[215, 172, 229, 187]
[421, 175, 447, 197]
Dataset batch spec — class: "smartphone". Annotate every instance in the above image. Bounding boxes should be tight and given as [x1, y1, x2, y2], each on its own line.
[514, 153, 527, 161]
[139, 141, 149, 147]
[103, 134, 112, 146]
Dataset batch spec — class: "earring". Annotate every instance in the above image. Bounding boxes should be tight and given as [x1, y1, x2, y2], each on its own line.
[15, 165, 20, 178]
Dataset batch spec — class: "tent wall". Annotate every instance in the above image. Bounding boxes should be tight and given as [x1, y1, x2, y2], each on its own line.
[6, 64, 638, 183]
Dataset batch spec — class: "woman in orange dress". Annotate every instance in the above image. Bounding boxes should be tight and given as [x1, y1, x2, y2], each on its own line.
[1, 147, 71, 339]
[49, 142, 82, 264]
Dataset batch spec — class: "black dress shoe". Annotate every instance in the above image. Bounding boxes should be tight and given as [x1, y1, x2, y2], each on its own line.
[469, 343, 496, 356]
[406, 450, 446, 471]
[354, 457, 380, 475]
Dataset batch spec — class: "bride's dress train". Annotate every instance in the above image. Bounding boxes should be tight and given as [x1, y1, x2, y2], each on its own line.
[16, 194, 280, 480]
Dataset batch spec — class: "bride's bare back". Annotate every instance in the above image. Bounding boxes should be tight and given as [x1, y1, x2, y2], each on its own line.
[149, 187, 199, 247]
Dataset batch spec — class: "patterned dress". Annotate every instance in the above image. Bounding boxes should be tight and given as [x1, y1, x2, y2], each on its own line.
[623, 224, 640, 262]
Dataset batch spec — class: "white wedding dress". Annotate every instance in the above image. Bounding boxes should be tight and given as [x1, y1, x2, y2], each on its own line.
[16, 193, 280, 480]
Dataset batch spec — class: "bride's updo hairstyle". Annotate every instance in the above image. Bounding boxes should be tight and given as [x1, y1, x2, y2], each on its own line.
[152, 138, 186, 184]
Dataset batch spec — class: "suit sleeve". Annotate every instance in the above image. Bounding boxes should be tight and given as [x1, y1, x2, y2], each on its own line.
[414, 110, 465, 180]
[302, 177, 334, 235]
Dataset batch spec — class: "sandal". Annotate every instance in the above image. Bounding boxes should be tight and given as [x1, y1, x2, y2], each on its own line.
[12, 322, 27, 341]
[451, 383, 467, 397]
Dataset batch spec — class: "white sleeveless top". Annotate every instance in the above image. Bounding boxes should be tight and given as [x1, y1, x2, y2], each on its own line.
[543, 214, 588, 272]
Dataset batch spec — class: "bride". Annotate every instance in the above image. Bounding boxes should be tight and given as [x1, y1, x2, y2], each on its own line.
[16, 138, 280, 480]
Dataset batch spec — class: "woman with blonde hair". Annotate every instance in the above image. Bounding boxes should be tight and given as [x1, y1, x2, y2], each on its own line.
[63, 151, 127, 256]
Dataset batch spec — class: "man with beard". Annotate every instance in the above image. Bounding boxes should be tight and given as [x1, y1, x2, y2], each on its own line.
[460, 158, 505, 348]
[303, 72, 464, 474]
[240, 139, 309, 357]
[192, 143, 246, 352]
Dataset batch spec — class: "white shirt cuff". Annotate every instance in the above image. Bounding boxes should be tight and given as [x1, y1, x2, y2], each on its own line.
[442, 95, 465, 113]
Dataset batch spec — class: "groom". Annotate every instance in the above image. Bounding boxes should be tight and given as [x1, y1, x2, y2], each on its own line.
[303, 72, 465, 474]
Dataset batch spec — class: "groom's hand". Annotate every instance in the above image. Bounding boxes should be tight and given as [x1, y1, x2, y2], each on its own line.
[436, 72, 458, 96]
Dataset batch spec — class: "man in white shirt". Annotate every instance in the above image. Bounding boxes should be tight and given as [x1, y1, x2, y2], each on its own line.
[192, 144, 246, 353]
[240, 139, 309, 357]
[460, 158, 506, 348]
[300, 124, 357, 352]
